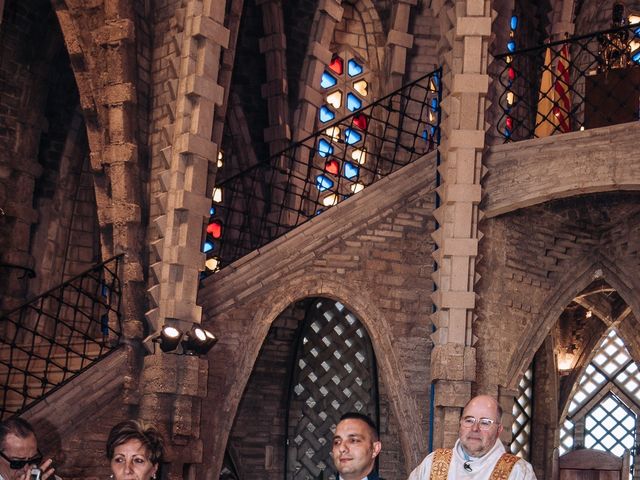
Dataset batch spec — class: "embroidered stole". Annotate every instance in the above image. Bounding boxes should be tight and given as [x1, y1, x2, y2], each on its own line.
[429, 449, 519, 480]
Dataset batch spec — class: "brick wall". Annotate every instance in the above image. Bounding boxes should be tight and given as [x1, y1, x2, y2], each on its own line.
[199, 153, 437, 477]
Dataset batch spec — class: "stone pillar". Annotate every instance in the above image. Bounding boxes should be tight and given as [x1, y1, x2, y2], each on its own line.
[385, 0, 416, 92]
[257, 0, 291, 156]
[145, 0, 229, 477]
[430, 0, 491, 447]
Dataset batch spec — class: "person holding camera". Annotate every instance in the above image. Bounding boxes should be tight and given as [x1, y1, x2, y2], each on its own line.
[0, 417, 58, 480]
[106, 420, 164, 480]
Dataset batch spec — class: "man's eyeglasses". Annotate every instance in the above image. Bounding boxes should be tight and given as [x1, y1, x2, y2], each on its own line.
[460, 416, 498, 431]
[0, 449, 43, 469]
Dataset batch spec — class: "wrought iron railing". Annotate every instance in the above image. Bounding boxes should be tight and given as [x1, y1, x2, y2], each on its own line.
[495, 23, 640, 141]
[204, 68, 442, 271]
[0, 254, 124, 419]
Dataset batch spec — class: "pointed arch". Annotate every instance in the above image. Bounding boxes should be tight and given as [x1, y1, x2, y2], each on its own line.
[202, 272, 427, 477]
[505, 256, 640, 390]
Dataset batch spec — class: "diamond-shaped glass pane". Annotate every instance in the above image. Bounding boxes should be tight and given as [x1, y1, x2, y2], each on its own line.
[510, 366, 533, 459]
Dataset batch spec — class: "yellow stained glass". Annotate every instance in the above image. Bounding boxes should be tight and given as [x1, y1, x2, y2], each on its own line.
[352, 149, 366, 165]
[325, 126, 341, 140]
[506, 91, 514, 106]
[326, 91, 342, 109]
[322, 194, 339, 207]
[353, 80, 368, 97]
[350, 182, 364, 193]
[212, 187, 223, 203]
[205, 257, 220, 271]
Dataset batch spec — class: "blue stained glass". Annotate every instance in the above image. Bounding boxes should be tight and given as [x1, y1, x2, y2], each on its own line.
[348, 59, 363, 76]
[203, 240, 215, 253]
[507, 40, 516, 52]
[422, 130, 428, 140]
[209, 207, 216, 216]
[345, 128, 362, 145]
[316, 175, 334, 192]
[504, 128, 512, 138]
[343, 162, 359, 179]
[347, 93, 362, 112]
[318, 138, 334, 157]
[510, 15, 518, 30]
[635, 27, 640, 36]
[321, 71, 337, 89]
[319, 106, 335, 123]
[430, 98, 438, 110]
[633, 51, 640, 63]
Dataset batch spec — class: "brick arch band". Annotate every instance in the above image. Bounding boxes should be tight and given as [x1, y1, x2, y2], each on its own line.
[200, 274, 426, 477]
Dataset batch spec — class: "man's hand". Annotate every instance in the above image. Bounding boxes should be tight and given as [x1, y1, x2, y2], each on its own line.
[38, 458, 58, 480]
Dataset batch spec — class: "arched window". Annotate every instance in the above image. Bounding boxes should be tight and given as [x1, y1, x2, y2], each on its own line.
[560, 329, 640, 476]
[286, 299, 378, 479]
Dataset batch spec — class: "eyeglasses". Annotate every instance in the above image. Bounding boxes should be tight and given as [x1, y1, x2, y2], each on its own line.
[0, 449, 43, 469]
[460, 416, 498, 431]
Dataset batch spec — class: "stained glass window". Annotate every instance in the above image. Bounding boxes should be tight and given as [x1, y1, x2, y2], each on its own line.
[560, 329, 639, 477]
[503, 14, 518, 139]
[315, 51, 370, 210]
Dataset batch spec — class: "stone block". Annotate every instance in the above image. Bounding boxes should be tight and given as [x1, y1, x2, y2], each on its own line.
[318, 0, 344, 22]
[103, 83, 136, 105]
[451, 73, 488, 94]
[456, 17, 491, 37]
[308, 41, 332, 64]
[439, 290, 475, 309]
[387, 29, 414, 48]
[258, 33, 286, 53]
[93, 19, 135, 45]
[192, 15, 230, 47]
[466, 0, 485, 16]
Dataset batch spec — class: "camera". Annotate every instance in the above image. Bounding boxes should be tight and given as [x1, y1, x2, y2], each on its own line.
[30, 468, 42, 480]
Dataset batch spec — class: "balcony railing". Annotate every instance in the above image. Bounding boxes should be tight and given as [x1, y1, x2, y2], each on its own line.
[0, 254, 124, 419]
[496, 23, 640, 142]
[205, 68, 442, 272]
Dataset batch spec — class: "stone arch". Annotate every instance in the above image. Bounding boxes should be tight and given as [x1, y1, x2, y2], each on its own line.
[203, 272, 426, 477]
[505, 256, 640, 390]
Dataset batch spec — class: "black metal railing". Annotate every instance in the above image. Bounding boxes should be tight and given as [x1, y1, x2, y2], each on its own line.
[495, 23, 640, 141]
[205, 68, 442, 271]
[0, 254, 124, 419]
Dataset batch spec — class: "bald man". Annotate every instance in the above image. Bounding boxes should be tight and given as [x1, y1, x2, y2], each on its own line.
[408, 395, 536, 479]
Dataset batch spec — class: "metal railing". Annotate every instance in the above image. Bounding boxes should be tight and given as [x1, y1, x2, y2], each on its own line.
[205, 68, 442, 271]
[495, 23, 640, 141]
[0, 254, 124, 419]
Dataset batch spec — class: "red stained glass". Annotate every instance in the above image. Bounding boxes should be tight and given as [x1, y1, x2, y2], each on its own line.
[207, 221, 222, 239]
[506, 116, 513, 130]
[329, 56, 343, 75]
[508, 67, 515, 81]
[325, 159, 340, 175]
[353, 114, 367, 130]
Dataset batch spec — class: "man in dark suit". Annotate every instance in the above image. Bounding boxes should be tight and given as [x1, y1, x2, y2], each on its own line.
[331, 412, 382, 480]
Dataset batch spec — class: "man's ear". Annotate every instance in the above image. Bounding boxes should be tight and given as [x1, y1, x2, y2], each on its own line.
[372, 441, 382, 458]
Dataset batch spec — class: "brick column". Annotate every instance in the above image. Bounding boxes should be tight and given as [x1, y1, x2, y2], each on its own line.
[385, 0, 416, 92]
[145, 0, 229, 477]
[430, 0, 491, 447]
[257, 0, 291, 156]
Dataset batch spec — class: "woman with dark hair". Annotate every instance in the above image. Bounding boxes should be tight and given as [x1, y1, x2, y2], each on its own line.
[106, 420, 164, 480]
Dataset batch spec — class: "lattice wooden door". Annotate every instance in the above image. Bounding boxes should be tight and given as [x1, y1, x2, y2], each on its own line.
[286, 299, 378, 480]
